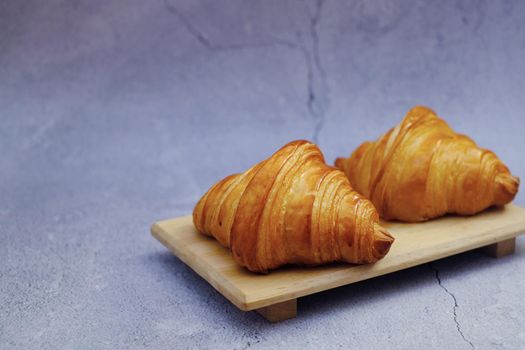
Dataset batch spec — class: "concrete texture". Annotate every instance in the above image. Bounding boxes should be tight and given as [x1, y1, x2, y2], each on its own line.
[1, 0, 525, 349]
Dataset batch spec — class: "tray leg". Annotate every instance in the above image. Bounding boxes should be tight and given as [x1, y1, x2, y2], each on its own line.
[482, 237, 516, 258]
[256, 299, 297, 322]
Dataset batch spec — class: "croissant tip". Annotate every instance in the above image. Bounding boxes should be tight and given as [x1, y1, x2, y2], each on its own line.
[372, 223, 395, 259]
[494, 172, 520, 205]
[409, 105, 434, 112]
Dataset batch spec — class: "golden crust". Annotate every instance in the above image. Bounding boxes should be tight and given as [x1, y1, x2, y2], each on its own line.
[335, 106, 520, 222]
[193, 140, 394, 273]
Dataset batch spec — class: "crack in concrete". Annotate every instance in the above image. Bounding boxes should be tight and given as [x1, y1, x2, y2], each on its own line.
[164, 0, 298, 52]
[164, 0, 330, 144]
[428, 263, 475, 349]
[164, 0, 301, 51]
[307, 0, 329, 144]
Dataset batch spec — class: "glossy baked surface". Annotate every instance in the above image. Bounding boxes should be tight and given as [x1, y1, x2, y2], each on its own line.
[194, 140, 393, 272]
[336, 106, 519, 222]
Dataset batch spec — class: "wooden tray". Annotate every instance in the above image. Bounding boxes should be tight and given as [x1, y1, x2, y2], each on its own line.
[151, 205, 525, 322]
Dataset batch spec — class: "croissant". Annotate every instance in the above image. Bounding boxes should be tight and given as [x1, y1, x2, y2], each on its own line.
[335, 106, 519, 222]
[193, 140, 394, 273]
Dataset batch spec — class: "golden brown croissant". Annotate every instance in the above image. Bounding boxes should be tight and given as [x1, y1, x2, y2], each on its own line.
[193, 140, 394, 273]
[335, 106, 519, 222]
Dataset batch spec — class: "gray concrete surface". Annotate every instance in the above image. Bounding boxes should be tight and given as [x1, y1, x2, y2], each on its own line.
[1, 1, 525, 349]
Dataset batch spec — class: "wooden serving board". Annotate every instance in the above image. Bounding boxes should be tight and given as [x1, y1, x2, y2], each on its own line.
[151, 205, 525, 322]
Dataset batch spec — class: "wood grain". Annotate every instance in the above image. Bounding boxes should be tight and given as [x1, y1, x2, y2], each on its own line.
[151, 205, 525, 312]
[482, 237, 516, 258]
[256, 299, 297, 322]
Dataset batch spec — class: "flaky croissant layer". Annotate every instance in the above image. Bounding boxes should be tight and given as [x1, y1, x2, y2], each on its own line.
[336, 106, 520, 222]
[193, 140, 394, 273]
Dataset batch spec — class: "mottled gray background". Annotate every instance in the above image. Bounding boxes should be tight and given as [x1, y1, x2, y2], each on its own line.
[1, 0, 525, 349]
